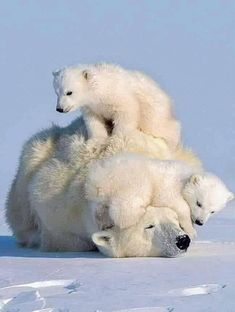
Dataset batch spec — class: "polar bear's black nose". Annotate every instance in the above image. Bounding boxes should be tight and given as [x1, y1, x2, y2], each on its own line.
[195, 220, 203, 226]
[176, 234, 190, 250]
[56, 107, 64, 113]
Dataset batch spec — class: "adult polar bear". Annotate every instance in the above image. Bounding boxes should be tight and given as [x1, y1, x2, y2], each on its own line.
[6, 116, 201, 257]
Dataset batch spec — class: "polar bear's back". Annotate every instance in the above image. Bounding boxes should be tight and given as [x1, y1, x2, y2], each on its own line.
[91, 64, 180, 148]
[131, 70, 172, 113]
[91, 63, 172, 115]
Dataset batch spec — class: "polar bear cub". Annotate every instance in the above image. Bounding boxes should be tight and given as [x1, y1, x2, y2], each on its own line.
[53, 63, 181, 149]
[86, 153, 233, 238]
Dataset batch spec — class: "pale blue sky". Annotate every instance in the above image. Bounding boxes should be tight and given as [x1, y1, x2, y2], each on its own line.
[1, 1, 235, 232]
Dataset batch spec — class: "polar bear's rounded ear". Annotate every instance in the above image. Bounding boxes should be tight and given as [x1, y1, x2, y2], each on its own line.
[92, 231, 112, 247]
[82, 70, 89, 80]
[227, 192, 234, 202]
[52, 70, 60, 77]
[190, 175, 201, 185]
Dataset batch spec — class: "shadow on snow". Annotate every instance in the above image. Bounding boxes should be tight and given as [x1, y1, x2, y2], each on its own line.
[0, 236, 105, 259]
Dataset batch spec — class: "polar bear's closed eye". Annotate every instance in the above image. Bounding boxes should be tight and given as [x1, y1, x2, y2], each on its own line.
[92, 206, 190, 258]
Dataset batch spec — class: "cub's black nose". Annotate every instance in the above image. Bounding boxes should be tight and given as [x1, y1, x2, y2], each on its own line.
[56, 107, 64, 113]
[195, 220, 203, 226]
[176, 234, 190, 250]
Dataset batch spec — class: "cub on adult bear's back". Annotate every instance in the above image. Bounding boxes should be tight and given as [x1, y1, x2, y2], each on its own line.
[53, 63, 181, 150]
[86, 153, 233, 238]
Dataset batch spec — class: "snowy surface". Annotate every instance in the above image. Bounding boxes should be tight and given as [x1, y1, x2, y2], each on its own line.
[1, 204, 235, 312]
[1, 2, 235, 312]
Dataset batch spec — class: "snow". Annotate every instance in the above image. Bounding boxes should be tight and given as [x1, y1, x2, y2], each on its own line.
[1, 2, 235, 312]
[1, 203, 235, 312]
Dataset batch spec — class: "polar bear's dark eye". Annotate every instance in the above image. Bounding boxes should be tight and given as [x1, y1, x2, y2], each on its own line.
[66, 91, 73, 96]
[211, 211, 215, 214]
[196, 201, 202, 207]
[145, 224, 155, 229]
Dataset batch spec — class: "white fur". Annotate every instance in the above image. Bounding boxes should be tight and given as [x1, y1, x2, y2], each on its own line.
[86, 153, 233, 238]
[92, 206, 188, 258]
[6, 118, 199, 256]
[53, 63, 181, 149]
[183, 174, 234, 225]
[5, 117, 88, 247]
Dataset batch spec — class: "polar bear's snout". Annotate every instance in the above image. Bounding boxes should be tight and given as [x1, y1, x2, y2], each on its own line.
[176, 234, 190, 250]
[195, 219, 203, 226]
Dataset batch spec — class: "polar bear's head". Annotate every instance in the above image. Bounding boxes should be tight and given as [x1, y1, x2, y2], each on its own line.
[183, 173, 234, 226]
[53, 66, 93, 113]
[92, 206, 190, 258]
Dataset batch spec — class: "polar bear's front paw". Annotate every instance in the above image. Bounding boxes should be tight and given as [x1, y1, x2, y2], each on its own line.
[184, 227, 197, 240]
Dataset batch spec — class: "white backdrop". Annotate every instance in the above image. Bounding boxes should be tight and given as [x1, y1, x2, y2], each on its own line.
[1, 1, 234, 234]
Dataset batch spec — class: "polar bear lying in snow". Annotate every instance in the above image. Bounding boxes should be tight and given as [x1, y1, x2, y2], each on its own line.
[53, 63, 181, 150]
[93, 206, 190, 258]
[86, 153, 233, 238]
[6, 117, 198, 256]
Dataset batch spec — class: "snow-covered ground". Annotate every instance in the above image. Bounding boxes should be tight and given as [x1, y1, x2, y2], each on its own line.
[1, 2, 235, 312]
[1, 203, 235, 312]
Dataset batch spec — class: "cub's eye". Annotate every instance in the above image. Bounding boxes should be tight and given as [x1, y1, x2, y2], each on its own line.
[211, 211, 215, 214]
[66, 91, 73, 96]
[196, 201, 202, 207]
[145, 224, 155, 230]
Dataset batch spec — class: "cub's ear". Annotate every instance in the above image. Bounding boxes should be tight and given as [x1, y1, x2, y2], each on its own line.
[92, 231, 113, 247]
[227, 192, 234, 202]
[82, 70, 89, 80]
[190, 174, 201, 185]
[52, 69, 60, 77]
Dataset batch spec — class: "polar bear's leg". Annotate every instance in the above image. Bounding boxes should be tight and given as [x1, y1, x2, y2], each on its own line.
[6, 127, 58, 246]
[40, 227, 58, 251]
[112, 110, 139, 135]
[83, 110, 108, 139]
[144, 118, 181, 150]
[40, 227, 95, 252]
[172, 199, 196, 239]
[6, 176, 40, 247]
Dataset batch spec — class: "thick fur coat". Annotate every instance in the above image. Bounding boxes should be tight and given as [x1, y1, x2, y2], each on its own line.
[6, 116, 201, 256]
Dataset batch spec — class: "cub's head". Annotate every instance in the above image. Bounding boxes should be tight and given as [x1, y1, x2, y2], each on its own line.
[92, 206, 191, 258]
[53, 66, 92, 113]
[183, 173, 234, 226]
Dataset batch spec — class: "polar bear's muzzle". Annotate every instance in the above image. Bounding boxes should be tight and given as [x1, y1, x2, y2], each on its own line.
[56, 106, 72, 113]
[56, 107, 65, 113]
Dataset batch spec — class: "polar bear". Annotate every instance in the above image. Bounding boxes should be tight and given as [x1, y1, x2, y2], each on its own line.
[27, 148, 190, 256]
[5, 116, 88, 247]
[53, 63, 181, 149]
[6, 115, 201, 248]
[86, 153, 233, 238]
[92, 206, 190, 258]
[6, 136, 194, 256]
[14, 134, 189, 257]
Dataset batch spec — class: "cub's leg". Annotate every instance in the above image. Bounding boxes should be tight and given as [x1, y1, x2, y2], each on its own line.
[83, 109, 108, 139]
[171, 199, 196, 239]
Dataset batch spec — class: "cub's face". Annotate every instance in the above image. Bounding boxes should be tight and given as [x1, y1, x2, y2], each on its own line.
[183, 174, 234, 226]
[53, 67, 90, 113]
[92, 206, 191, 258]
